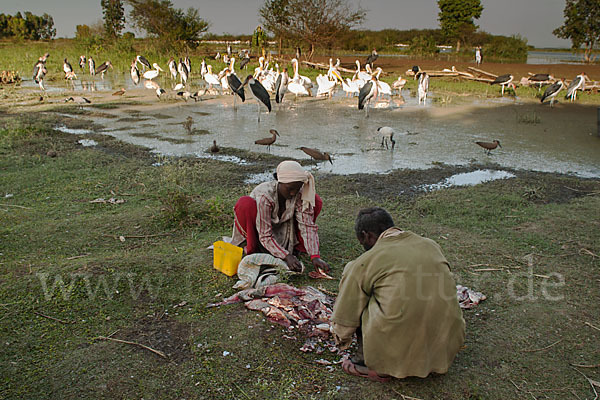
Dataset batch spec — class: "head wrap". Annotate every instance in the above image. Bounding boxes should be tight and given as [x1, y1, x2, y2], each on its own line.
[276, 160, 315, 211]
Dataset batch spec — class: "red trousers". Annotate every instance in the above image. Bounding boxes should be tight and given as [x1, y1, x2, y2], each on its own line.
[233, 194, 322, 256]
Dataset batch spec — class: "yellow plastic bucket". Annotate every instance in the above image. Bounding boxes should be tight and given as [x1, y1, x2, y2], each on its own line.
[213, 241, 243, 276]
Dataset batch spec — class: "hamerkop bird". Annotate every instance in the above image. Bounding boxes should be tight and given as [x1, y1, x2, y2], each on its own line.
[255, 129, 279, 152]
[475, 140, 502, 155]
[299, 146, 333, 164]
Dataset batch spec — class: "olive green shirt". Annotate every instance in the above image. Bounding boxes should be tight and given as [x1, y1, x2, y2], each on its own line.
[332, 229, 465, 378]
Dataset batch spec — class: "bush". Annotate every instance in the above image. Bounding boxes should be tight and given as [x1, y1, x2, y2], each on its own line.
[408, 35, 439, 57]
[484, 34, 528, 62]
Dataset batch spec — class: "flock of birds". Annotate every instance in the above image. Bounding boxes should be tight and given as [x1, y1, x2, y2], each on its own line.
[490, 72, 588, 106]
[30, 48, 591, 162]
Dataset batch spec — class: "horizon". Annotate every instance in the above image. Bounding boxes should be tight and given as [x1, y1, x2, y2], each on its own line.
[1, 0, 572, 48]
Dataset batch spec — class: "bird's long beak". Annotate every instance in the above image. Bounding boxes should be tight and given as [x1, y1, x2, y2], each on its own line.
[332, 70, 342, 83]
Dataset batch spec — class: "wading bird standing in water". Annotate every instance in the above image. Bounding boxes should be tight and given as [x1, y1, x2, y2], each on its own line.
[240, 75, 271, 122]
[300, 146, 333, 165]
[358, 76, 378, 117]
[255, 129, 279, 152]
[540, 79, 564, 107]
[565, 73, 585, 102]
[475, 140, 502, 155]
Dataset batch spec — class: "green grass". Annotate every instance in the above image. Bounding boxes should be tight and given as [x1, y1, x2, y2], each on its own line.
[1, 110, 600, 399]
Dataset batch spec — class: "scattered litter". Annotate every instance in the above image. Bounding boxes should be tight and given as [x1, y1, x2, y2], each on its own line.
[89, 197, 126, 204]
[119, 236, 125, 242]
[315, 358, 332, 365]
[78, 139, 98, 147]
[457, 285, 486, 309]
[4, 194, 13, 198]
[222, 351, 230, 357]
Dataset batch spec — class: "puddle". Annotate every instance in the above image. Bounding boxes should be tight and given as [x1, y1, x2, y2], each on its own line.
[245, 171, 275, 184]
[78, 139, 98, 147]
[55, 125, 93, 135]
[415, 169, 516, 192]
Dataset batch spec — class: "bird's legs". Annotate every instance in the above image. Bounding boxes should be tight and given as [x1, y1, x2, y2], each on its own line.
[391, 138, 396, 150]
[233, 94, 237, 111]
[257, 103, 261, 123]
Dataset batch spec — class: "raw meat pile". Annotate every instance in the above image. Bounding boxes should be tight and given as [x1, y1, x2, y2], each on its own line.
[208, 283, 340, 353]
[456, 285, 487, 309]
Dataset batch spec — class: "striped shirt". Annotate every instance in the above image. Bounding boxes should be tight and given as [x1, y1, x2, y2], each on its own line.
[253, 181, 320, 259]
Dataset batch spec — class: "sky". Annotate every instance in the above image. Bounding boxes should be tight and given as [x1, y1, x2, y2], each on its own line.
[2, 0, 571, 48]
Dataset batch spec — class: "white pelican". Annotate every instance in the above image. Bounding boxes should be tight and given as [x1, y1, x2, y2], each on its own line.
[240, 75, 271, 122]
[254, 56, 266, 79]
[392, 76, 407, 93]
[173, 83, 184, 91]
[491, 74, 514, 96]
[144, 80, 166, 98]
[143, 63, 163, 80]
[342, 78, 359, 97]
[355, 60, 371, 82]
[290, 58, 312, 90]
[565, 73, 585, 102]
[374, 67, 392, 98]
[540, 79, 564, 107]
[316, 74, 336, 98]
[204, 65, 221, 89]
[327, 58, 342, 84]
[168, 57, 177, 80]
[418, 72, 429, 105]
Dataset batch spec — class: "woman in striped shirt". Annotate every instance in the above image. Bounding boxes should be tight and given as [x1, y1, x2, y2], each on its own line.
[231, 160, 330, 273]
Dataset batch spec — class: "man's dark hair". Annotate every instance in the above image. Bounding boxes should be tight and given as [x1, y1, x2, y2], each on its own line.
[355, 207, 394, 237]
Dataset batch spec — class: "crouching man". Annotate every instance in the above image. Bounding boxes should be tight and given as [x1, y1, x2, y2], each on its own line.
[331, 207, 465, 382]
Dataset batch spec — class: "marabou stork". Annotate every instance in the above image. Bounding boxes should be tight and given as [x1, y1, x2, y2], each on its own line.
[95, 61, 113, 80]
[565, 73, 585, 102]
[32, 61, 47, 91]
[227, 69, 245, 110]
[239, 53, 250, 70]
[491, 74, 514, 96]
[358, 76, 378, 117]
[540, 80, 564, 107]
[365, 49, 378, 68]
[79, 55, 86, 70]
[178, 58, 189, 85]
[88, 57, 96, 76]
[168, 57, 177, 80]
[63, 58, 73, 77]
[275, 68, 289, 104]
[255, 129, 279, 152]
[136, 55, 151, 71]
[240, 74, 272, 122]
[130, 60, 140, 85]
[528, 73, 554, 91]
[184, 56, 191, 76]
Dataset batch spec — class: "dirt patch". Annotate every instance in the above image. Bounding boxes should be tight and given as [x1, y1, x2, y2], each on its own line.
[120, 314, 192, 364]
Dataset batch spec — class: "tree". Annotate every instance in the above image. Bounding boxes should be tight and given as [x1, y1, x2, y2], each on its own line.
[260, 0, 366, 60]
[553, 0, 600, 63]
[125, 0, 209, 47]
[101, 0, 126, 39]
[438, 0, 483, 52]
[259, 0, 291, 56]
